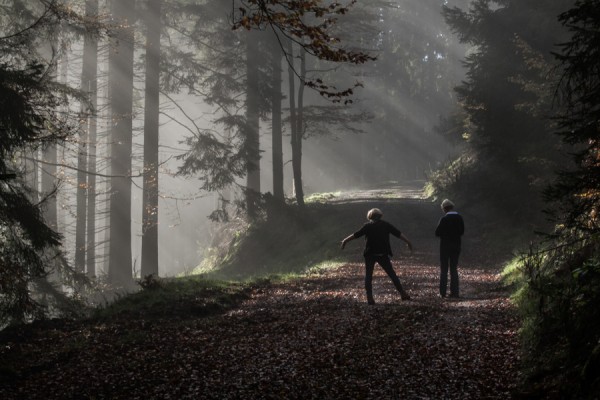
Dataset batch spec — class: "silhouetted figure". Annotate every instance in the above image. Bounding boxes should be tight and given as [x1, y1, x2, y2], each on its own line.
[341, 208, 413, 305]
[435, 199, 464, 298]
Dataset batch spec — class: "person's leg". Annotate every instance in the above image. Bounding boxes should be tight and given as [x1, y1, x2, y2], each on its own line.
[439, 248, 449, 297]
[449, 250, 460, 297]
[364, 257, 376, 304]
[378, 256, 410, 300]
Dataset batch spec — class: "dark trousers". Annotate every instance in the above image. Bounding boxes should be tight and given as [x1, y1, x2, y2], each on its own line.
[364, 255, 405, 301]
[440, 247, 460, 297]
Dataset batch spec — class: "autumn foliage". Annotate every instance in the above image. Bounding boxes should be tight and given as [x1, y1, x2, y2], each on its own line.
[233, 0, 375, 103]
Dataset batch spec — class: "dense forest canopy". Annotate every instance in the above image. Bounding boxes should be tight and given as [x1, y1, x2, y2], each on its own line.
[1, 0, 599, 397]
[1, 0, 470, 289]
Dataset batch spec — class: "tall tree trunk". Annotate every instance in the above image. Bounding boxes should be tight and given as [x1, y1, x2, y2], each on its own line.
[57, 41, 69, 236]
[41, 148, 57, 229]
[101, 71, 111, 276]
[75, 0, 99, 274]
[41, 64, 58, 229]
[40, 39, 59, 230]
[108, 0, 135, 285]
[38, 38, 58, 227]
[75, 113, 87, 275]
[84, 0, 99, 278]
[288, 40, 305, 207]
[86, 112, 98, 277]
[360, 130, 366, 186]
[141, 0, 161, 278]
[271, 36, 284, 202]
[287, 39, 298, 202]
[24, 150, 39, 202]
[245, 32, 261, 217]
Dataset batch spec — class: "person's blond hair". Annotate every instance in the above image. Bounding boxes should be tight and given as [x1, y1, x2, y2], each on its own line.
[367, 208, 383, 220]
[441, 199, 455, 210]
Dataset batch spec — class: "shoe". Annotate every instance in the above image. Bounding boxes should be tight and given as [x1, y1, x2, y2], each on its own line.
[401, 293, 411, 301]
[438, 293, 446, 298]
[448, 294, 459, 299]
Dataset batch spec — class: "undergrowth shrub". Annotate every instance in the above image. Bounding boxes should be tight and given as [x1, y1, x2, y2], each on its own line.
[138, 274, 163, 290]
[505, 234, 600, 397]
[425, 153, 475, 201]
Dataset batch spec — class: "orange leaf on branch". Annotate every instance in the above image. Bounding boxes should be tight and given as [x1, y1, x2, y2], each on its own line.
[232, 0, 375, 101]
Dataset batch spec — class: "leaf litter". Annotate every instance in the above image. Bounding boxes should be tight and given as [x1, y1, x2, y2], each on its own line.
[0, 258, 520, 399]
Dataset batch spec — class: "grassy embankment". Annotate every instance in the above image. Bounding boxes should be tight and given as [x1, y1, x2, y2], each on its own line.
[92, 192, 366, 320]
[106, 185, 531, 319]
[192, 193, 368, 281]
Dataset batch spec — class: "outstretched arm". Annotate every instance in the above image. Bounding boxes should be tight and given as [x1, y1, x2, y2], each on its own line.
[399, 233, 413, 252]
[341, 234, 355, 250]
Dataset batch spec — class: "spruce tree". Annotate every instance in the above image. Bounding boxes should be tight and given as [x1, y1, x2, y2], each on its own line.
[0, 0, 94, 323]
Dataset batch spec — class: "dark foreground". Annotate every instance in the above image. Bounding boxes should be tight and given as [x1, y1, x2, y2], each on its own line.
[0, 260, 520, 399]
[1, 192, 521, 399]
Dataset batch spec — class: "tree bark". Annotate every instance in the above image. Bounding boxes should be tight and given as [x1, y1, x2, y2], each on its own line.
[108, 0, 135, 285]
[41, 39, 58, 230]
[271, 36, 284, 202]
[84, 0, 99, 278]
[288, 40, 305, 207]
[141, 0, 161, 278]
[24, 150, 39, 203]
[75, 0, 99, 274]
[245, 32, 261, 217]
[41, 144, 57, 229]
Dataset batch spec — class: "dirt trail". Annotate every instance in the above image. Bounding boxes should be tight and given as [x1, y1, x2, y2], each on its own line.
[0, 188, 521, 399]
[196, 262, 520, 399]
[182, 188, 521, 398]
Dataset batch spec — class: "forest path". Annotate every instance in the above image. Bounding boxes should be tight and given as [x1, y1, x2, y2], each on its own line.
[195, 186, 521, 398]
[0, 186, 522, 399]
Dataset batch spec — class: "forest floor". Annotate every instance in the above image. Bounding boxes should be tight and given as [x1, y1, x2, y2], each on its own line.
[0, 185, 523, 399]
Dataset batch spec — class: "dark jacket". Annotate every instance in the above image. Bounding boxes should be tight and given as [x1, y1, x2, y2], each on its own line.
[435, 212, 464, 251]
[353, 219, 402, 257]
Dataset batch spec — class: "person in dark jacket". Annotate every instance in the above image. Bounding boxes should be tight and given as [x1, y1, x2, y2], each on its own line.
[435, 199, 464, 298]
[341, 208, 413, 304]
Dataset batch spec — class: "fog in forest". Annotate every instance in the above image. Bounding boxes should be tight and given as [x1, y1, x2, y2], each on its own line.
[16, 0, 470, 278]
[5, 1, 600, 397]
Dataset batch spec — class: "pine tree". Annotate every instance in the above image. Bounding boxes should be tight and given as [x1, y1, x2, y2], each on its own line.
[0, 0, 94, 323]
[84, 0, 100, 278]
[548, 0, 600, 235]
[438, 0, 572, 222]
[270, 34, 284, 201]
[107, 0, 135, 285]
[141, 0, 162, 278]
[75, 0, 100, 275]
